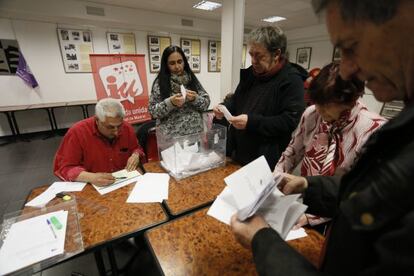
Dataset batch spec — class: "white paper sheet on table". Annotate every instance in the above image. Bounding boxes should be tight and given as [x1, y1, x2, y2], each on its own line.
[0, 210, 68, 275]
[25, 182, 87, 207]
[126, 173, 169, 203]
[285, 227, 307, 241]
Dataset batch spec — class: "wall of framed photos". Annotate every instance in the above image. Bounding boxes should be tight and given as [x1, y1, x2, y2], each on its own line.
[180, 38, 201, 73]
[147, 35, 171, 73]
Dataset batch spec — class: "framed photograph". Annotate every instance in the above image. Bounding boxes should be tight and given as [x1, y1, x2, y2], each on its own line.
[296, 47, 312, 69]
[57, 28, 94, 73]
[147, 35, 171, 73]
[332, 46, 341, 62]
[181, 38, 201, 73]
[0, 39, 20, 75]
[106, 32, 136, 54]
[208, 40, 221, 72]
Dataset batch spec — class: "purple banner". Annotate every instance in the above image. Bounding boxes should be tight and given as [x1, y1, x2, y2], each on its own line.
[16, 51, 38, 88]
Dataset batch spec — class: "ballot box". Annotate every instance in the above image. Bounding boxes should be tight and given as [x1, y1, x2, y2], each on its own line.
[156, 124, 227, 180]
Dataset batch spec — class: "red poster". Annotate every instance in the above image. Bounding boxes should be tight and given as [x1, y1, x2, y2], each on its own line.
[90, 54, 151, 124]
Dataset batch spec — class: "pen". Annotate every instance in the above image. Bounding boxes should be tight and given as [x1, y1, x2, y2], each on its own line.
[115, 176, 127, 180]
[47, 219, 57, 239]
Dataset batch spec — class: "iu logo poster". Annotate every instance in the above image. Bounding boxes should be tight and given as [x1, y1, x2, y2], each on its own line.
[90, 54, 151, 124]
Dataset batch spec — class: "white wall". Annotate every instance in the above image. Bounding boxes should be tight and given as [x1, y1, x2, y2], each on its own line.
[285, 24, 384, 115]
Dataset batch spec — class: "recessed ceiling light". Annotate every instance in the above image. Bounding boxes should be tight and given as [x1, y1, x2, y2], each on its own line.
[193, 1, 222, 11]
[262, 16, 286, 23]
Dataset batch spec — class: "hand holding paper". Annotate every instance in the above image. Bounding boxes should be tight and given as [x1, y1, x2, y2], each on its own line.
[217, 105, 234, 121]
[180, 84, 187, 99]
[208, 156, 307, 240]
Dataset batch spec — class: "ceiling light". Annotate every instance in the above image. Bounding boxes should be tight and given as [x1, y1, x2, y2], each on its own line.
[193, 1, 222, 11]
[262, 16, 286, 23]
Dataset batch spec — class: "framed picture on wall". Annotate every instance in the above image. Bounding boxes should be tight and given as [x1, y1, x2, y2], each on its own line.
[180, 38, 201, 73]
[57, 28, 94, 73]
[106, 32, 136, 54]
[147, 35, 171, 73]
[296, 47, 312, 69]
[332, 46, 341, 62]
[208, 40, 221, 72]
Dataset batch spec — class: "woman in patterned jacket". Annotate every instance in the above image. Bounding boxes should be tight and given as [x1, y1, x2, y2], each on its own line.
[149, 45, 210, 136]
[274, 62, 386, 227]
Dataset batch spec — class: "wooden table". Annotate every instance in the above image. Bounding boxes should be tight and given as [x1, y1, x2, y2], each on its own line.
[146, 208, 324, 276]
[143, 161, 240, 216]
[26, 183, 168, 275]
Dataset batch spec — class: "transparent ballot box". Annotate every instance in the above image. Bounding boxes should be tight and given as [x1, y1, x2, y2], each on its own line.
[156, 124, 227, 180]
[0, 198, 83, 275]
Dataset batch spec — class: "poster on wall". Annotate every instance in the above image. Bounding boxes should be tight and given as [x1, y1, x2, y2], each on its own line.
[57, 28, 94, 73]
[90, 54, 151, 124]
[296, 47, 312, 70]
[208, 40, 221, 72]
[180, 38, 201, 73]
[107, 32, 136, 54]
[147, 35, 171, 73]
[0, 39, 20, 75]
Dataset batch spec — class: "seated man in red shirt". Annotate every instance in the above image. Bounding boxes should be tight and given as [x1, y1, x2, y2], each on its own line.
[54, 98, 144, 186]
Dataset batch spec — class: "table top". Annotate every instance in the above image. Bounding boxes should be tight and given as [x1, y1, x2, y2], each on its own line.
[146, 208, 324, 276]
[143, 161, 241, 216]
[26, 183, 168, 250]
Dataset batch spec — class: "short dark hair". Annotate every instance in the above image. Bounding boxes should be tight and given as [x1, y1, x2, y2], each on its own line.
[308, 62, 364, 105]
[247, 26, 287, 57]
[312, 0, 400, 24]
[156, 45, 201, 100]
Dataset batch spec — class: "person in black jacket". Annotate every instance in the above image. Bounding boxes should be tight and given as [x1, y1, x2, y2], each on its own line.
[213, 26, 305, 169]
[231, 0, 414, 275]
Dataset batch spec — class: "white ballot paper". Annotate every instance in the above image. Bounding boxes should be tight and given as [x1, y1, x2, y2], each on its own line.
[92, 169, 142, 195]
[25, 182, 87, 207]
[180, 84, 187, 99]
[217, 104, 233, 121]
[160, 141, 222, 177]
[127, 173, 169, 203]
[208, 156, 308, 240]
[0, 210, 68, 275]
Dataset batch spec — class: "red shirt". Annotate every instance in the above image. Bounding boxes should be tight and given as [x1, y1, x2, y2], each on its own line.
[54, 117, 144, 181]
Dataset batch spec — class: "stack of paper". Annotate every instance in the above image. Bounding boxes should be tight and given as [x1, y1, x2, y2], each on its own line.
[207, 156, 308, 240]
[161, 141, 222, 176]
[126, 173, 169, 203]
[92, 169, 142, 195]
[0, 210, 68, 275]
[25, 182, 87, 207]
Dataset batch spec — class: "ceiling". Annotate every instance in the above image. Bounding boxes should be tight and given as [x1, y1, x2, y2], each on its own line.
[82, 0, 322, 31]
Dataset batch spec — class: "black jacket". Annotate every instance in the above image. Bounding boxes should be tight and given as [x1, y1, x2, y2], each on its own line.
[218, 63, 305, 168]
[251, 102, 414, 275]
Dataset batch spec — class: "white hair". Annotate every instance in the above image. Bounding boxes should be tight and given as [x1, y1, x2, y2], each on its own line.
[95, 98, 125, 122]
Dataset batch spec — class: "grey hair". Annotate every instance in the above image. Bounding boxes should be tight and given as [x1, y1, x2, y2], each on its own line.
[247, 26, 287, 57]
[95, 98, 125, 122]
[312, 0, 400, 24]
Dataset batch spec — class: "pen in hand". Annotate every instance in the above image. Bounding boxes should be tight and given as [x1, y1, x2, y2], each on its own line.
[115, 176, 127, 180]
[47, 219, 57, 239]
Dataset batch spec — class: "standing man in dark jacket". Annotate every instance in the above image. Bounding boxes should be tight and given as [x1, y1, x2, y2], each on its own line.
[231, 0, 414, 275]
[213, 26, 305, 169]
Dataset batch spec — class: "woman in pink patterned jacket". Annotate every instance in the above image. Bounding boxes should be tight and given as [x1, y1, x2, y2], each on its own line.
[274, 62, 386, 227]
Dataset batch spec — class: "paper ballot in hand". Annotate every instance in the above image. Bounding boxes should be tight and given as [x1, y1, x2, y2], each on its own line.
[208, 156, 308, 240]
[217, 105, 233, 121]
[180, 84, 187, 99]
